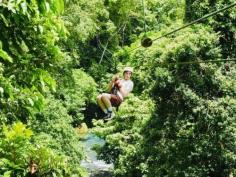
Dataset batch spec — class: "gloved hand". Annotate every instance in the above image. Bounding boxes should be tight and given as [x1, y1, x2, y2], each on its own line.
[112, 74, 120, 82]
[114, 79, 122, 89]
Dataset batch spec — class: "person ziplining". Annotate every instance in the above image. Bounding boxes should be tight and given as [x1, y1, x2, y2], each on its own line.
[94, 2, 236, 122]
[97, 67, 134, 120]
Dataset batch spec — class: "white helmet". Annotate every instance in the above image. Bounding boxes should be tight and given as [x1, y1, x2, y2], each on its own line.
[123, 67, 133, 73]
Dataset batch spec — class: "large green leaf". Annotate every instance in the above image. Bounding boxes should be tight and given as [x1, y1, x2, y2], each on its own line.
[0, 49, 13, 63]
[3, 171, 11, 177]
[54, 0, 64, 14]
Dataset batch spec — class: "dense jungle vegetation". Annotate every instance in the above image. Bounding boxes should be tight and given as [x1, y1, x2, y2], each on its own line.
[0, 0, 235, 176]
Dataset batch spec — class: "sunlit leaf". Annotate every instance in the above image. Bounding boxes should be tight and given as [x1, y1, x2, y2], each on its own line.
[3, 171, 11, 177]
[0, 49, 13, 63]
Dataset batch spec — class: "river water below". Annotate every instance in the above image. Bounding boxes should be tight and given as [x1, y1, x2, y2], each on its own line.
[80, 133, 113, 177]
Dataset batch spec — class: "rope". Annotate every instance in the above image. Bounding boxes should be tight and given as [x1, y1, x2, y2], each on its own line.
[141, 0, 147, 34]
[159, 58, 236, 66]
[129, 2, 236, 52]
[98, 23, 127, 64]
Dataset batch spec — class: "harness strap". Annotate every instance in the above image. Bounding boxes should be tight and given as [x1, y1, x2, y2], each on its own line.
[110, 85, 122, 110]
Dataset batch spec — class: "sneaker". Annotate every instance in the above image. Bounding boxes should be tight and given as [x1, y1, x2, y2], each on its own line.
[103, 112, 110, 120]
[104, 111, 115, 120]
[110, 112, 115, 119]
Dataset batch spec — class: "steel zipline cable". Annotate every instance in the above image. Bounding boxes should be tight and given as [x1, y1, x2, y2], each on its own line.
[129, 2, 236, 53]
[159, 58, 236, 66]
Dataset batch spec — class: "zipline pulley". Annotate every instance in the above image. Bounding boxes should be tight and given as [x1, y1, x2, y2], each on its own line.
[141, 35, 152, 47]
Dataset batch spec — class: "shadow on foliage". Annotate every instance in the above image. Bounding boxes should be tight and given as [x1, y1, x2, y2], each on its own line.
[83, 102, 107, 128]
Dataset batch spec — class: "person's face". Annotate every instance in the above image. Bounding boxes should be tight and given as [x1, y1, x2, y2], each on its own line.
[124, 71, 132, 80]
[30, 163, 38, 174]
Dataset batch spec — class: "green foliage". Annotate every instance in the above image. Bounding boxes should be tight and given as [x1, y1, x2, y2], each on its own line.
[93, 23, 236, 176]
[56, 69, 98, 125]
[62, 0, 185, 81]
[1, 0, 235, 176]
[0, 0, 68, 121]
[0, 122, 88, 177]
[148, 0, 185, 27]
[64, 0, 109, 42]
[185, 0, 236, 57]
[63, 0, 119, 79]
[29, 95, 84, 165]
[128, 25, 221, 94]
[92, 94, 154, 176]
[107, 0, 185, 44]
[0, 42, 13, 63]
[0, 1, 91, 176]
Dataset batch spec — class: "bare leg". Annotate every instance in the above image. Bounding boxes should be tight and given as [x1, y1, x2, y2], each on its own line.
[97, 94, 108, 113]
[101, 93, 115, 119]
[101, 93, 112, 111]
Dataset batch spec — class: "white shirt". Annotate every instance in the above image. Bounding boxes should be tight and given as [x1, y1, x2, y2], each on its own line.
[117, 79, 134, 100]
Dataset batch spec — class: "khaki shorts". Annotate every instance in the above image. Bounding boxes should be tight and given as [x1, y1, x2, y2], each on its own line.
[110, 94, 122, 107]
